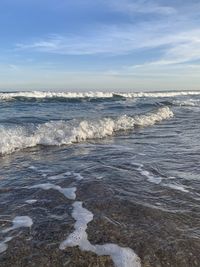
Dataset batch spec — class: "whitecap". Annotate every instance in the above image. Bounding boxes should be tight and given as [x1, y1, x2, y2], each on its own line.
[173, 99, 200, 107]
[0, 107, 173, 155]
[0, 90, 200, 101]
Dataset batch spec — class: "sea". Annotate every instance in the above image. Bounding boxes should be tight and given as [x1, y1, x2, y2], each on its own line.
[0, 90, 200, 267]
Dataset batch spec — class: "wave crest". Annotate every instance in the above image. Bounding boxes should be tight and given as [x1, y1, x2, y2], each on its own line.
[1, 91, 200, 101]
[0, 107, 173, 155]
[173, 99, 200, 107]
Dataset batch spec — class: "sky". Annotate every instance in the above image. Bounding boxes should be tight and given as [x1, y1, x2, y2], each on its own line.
[0, 0, 200, 91]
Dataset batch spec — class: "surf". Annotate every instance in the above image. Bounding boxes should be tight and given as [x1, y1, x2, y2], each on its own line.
[0, 106, 173, 155]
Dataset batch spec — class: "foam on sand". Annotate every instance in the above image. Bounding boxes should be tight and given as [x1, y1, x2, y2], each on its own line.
[2, 216, 33, 233]
[60, 201, 141, 267]
[0, 237, 13, 253]
[0, 107, 173, 155]
[29, 183, 76, 200]
[0, 216, 32, 254]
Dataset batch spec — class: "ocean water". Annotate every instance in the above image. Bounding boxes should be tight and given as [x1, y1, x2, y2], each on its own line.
[0, 91, 200, 267]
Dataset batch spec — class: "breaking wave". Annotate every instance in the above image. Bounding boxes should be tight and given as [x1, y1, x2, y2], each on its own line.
[1, 90, 200, 101]
[0, 107, 173, 155]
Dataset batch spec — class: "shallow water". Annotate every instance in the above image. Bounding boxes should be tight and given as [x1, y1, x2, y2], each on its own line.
[0, 91, 200, 266]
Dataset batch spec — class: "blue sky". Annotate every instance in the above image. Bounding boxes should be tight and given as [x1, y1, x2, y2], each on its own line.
[0, 0, 200, 91]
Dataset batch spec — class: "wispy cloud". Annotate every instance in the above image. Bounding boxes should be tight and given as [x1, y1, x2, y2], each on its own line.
[1, 0, 200, 90]
[16, 26, 200, 66]
[108, 0, 177, 16]
[15, 0, 200, 68]
[8, 64, 20, 71]
[8, 0, 200, 91]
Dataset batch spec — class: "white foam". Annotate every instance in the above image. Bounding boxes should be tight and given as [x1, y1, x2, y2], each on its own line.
[173, 99, 200, 107]
[28, 166, 38, 170]
[29, 183, 76, 200]
[2, 216, 33, 233]
[60, 202, 93, 251]
[0, 237, 13, 253]
[0, 107, 173, 155]
[0, 90, 200, 100]
[0, 91, 114, 100]
[136, 165, 162, 184]
[164, 183, 189, 193]
[60, 201, 141, 267]
[48, 172, 72, 180]
[140, 170, 162, 184]
[95, 244, 141, 267]
[25, 199, 37, 204]
[137, 164, 189, 192]
[48, 171, 83, 181]
[118, 91, 200, 98]
[73, 173, 84, 181]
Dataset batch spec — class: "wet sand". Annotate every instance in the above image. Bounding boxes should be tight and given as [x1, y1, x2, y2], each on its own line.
[0, 179, 199, 267]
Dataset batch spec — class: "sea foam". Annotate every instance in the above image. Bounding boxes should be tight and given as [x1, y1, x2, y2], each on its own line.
[29, 183, 76, 200]
[0, 216, 32, 254]
[2, 216, 33, 233]
[0, 107, 173, 155]
[60, 201, 141, 267]
[25, 199, 37, 204]
[0, 237, 13, 254]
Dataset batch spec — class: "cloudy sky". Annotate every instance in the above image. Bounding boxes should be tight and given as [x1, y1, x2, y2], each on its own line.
[0, 0, 200, 91]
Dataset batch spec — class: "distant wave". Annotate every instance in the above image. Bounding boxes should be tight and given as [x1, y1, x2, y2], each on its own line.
[1, 90, 200, 101]
[172, 99, 200, 107]
[0, 91, 114, 101]
[0, 107, 173, 155]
